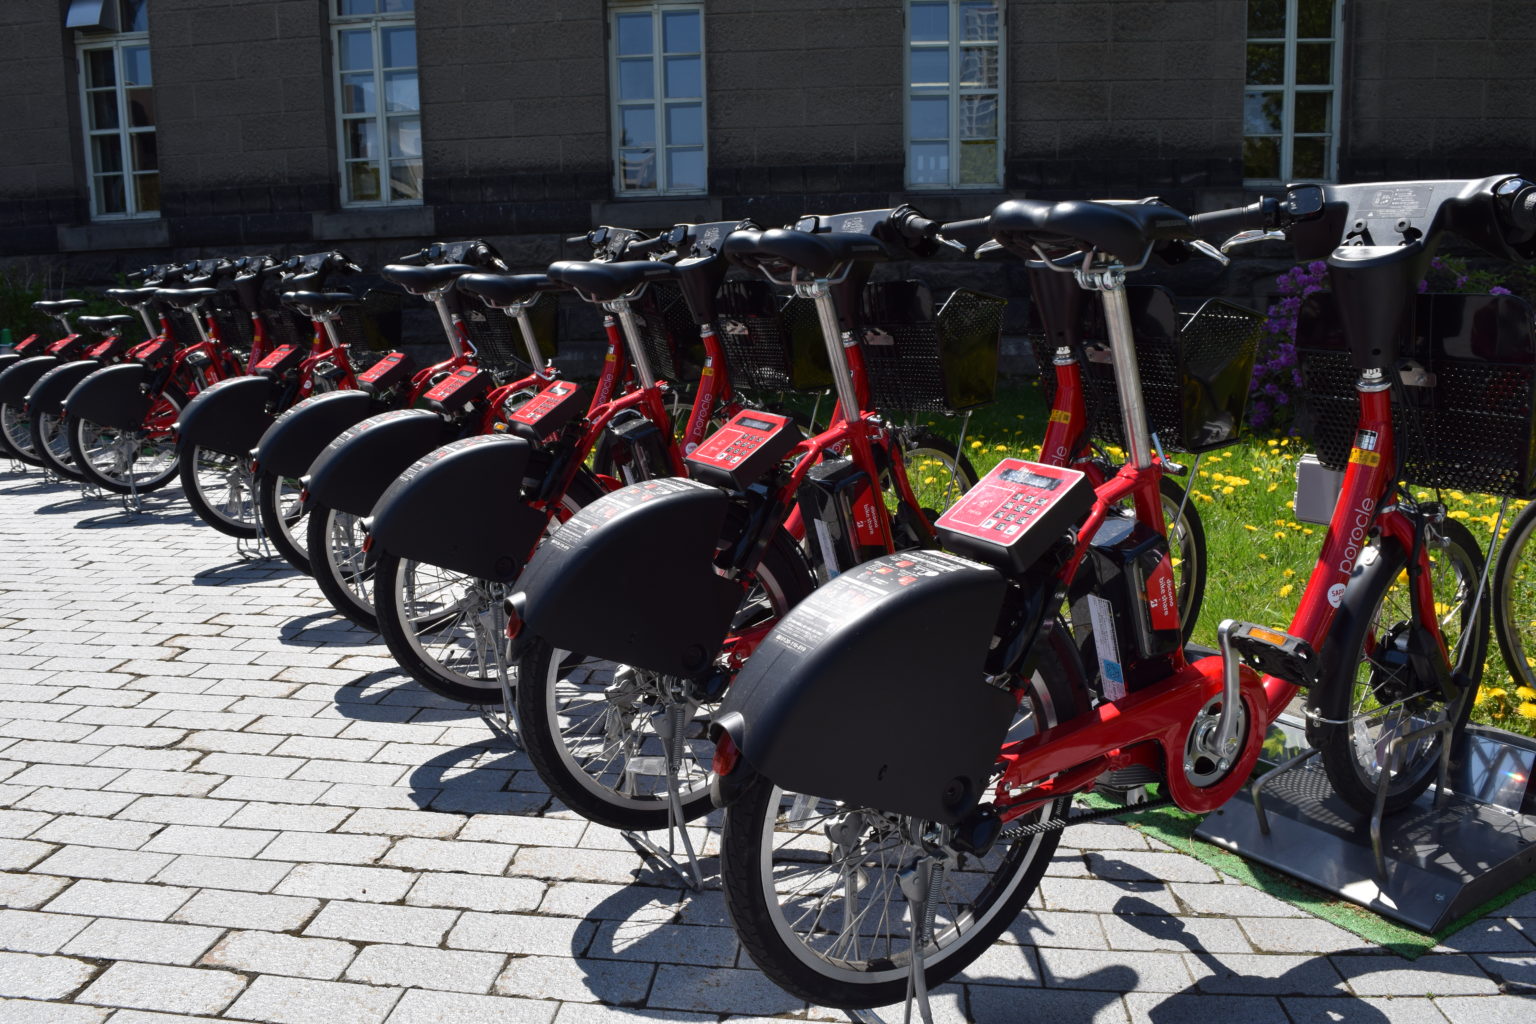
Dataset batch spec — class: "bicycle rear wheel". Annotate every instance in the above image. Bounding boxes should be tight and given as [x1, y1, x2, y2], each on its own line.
[1310, 518, 1487, 814]
[1492, 497, 1536, 693]
[66, 391, 184, 494]
[1, 401, 43, 466]
[180, 446, 259, 537]
[307, 502, 378, 629]
[30, 408, 85, 481]
[256, 470, 309, 573]
[720, 630, 1087, 1009]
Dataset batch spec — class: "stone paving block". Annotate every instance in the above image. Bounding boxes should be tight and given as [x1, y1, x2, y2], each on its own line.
[116, 796, 241, 828]
[510, 847, 653, 885]
[0, 811, 50, 839]
[1037, 876, 1181, 916]
[1331, 954, 1497, 996]
[459, 815, 586, 848]
[44, 879, 195, 921]
[318, 783, 427, 810]
[223, 802, 350, 833]
[0, 872, 69, 909]
[6, 765, 125, 791]
[2, 742, 110, 766]
[1168, 881, 1309, 918]
[998, 910, 1108, 949]
[385, 988, 556, 1024]
[1472, 951, 1536, 986]
[381, 837, 515, 875]
[89, 749, 201, 772]
[0, 839, 53, 871]
[31, 845, 174, 883]
[447, 911, 596, 957]
[275, 863, 418, 904]
[195, 753, 305, 779]
[248, 715, 350, 738]
[201, 929, 358, 980]
[647, 965, 804, 1017]
[78, 726, 186, 748]
[1122, 992, 1290, 1023]
[209, 776, 334, 805]
[968, 984, 1130, 1023]
[0, 909, 92, 954]
[64, 706, 163, 727]
[1283, 995, 1452, 1023]
[31, 815, 161, 851]
[0, 950, 96, 999]
[493, 953, 655, 1004]
[14, 788, 135, 818]
[179, 730, 283, 754]
[1434, 917, 1535, 953]
[338, 808, 464, 840]
[295, 760, 411, 787]
[225, 974, 402, 1024]
[1434, 994, 1529, 1024]
[62, 917, 223, 965]
[154, 854, 295, 893]
[305, 901, 460, 947]
[589, 920, 738, 968]
[1238, 916, 1374, 955]
[1038, 947, 1197, 992]
[170, 889, 319, 932]
[142, 824, 276, 858]
[0, 997, 109, 1023]
[1086, 849, 1222, 885]
[1099, 911, 1253, 954]
[345, 944, 506, 994]
[405, 872, 543, 914]
[259, 831, 390, 865]
[1184, 951, 1348, 995]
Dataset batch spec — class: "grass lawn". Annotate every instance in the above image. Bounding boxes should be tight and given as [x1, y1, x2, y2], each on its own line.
[912, 380, 1536, 737]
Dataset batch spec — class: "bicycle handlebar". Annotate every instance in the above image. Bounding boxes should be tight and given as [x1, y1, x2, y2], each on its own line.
[939, 217, 994, 249]
[1189, 198, 1276, 239]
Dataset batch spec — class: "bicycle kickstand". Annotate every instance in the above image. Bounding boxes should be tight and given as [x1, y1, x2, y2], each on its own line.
[234, 498, 272, 561]
[622, 701, 704, 891]
[476, 599, 521, 746]
[121, 472, 142, 516]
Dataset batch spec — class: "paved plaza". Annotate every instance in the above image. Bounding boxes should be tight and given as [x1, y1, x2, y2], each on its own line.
[0, 468, 1531, 1023]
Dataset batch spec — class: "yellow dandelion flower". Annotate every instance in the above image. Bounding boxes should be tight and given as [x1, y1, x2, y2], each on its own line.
[1267, 439, 1279, 447]
[1221, 486, 1235, 495]
[1486, 687, 1508, 699]
[1258, 553, 1269, 560]
[1267, 482, 1278, 492]
[994, 444, 1008, 451]
[1283, 568, 1295, 577]
[1302, 528, 1314, 535]
[1449, 510, 1470, 519]
[970, 440, 982, 448]
[1279, 584, 1294, 598]
[1518, 685, 1536, 700]
[1274, 531, 1286, 539]
[1244, 524, 1258, 532]
[1518, 702, 1536, 720]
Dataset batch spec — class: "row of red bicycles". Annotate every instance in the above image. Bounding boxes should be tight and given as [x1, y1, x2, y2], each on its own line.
[5, 173, 1533, 1018]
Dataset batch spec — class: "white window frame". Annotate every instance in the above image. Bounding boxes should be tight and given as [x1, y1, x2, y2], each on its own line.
[77, 30, 157, 220]
[608, 1, 708, 197]
[331, 0, 422, 208]
[904, 0, 1005, 191]
[1243, 0, 1345, 185]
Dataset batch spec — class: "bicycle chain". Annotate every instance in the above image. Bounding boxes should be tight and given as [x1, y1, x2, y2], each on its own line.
[1001, 795, 1174, 842]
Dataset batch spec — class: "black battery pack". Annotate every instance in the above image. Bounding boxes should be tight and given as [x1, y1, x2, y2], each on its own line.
[1069, 516, 1181, 699]
[605, 415, 674, 483]
[797, 456, 887, 578]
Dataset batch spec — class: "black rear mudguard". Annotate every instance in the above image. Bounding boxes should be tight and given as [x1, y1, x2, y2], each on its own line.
[368, 433, 544, 582]
[175, 375, 279, 456]
[516, 477, 743, 678]
[24, 360, 100, 417]
[306, 409, 456, 517]
[0, 353, 19, 374]
[0, 356, 61, 407]
[251, 389, 375, 478]
[63, 362, 152, 430]
[715, 549, 1015, 825]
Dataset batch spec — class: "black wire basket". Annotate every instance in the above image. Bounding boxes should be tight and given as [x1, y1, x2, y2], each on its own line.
[1029, 286, 1263, 454]
[1296, 291, 1536, 497]
[858, 281, 1004, 414]
[631, 282, 702, 382]
[258, 308, 317, 350]
[713, 280, 831, 393]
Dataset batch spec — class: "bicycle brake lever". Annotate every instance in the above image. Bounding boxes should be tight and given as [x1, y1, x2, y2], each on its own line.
[1188, 238, 1231, 267]
[1220, 228, 1286, 254]
[938, 236, 969, 253]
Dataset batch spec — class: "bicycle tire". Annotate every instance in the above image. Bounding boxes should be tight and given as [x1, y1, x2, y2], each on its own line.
[306, 501, 378, 630]
[1159, 475, 1207, 643]
[1310, 517, 1487, 815]
[720, 627, 1088, 1009]
[1492, 496, 1536, 694]
[179, 446, 259, 538]
[373, 470, 608, 704]
[255, 469, 310, 573]
[65, 389, 185, 494]
[1, 400, 43, 467]
[30, 408, 85, 481]
[516, 524, 815, 832]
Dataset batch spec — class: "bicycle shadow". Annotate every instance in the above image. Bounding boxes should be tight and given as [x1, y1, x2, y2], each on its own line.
[398, 734, 549, 816]
[279, 610, 384, 647]
[192, 559, 302, 586]
[1110, 894, 1390, 1022]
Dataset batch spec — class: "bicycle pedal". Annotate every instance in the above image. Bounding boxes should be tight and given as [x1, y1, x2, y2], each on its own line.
[1226, 622, 1318, 689]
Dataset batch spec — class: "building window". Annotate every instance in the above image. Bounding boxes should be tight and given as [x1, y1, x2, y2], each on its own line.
[906, 0, 1003, 190]
[333, 0, 421, 206]
[610, 3, 706, 195]
[1243, 0, 1342, 183]
[77, 1, 157, 219]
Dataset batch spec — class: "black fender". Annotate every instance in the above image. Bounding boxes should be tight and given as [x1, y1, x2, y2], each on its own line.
[306, 409, 456, 517]
[715, 549, 1014, 825]
[0, 356, 62, 407]
[251, 389, 376, 477]
[369, 434, 544, 582]
[515, 477, 743, 678]
[24, 359, 99, 416]
[62, 362, 152, 430]
[174, 375, 279, 456]
[0, 353, 20, 374]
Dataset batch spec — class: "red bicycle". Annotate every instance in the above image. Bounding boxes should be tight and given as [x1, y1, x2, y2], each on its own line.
[362, 221, 764, 704]
[711, 176, 1528, 1012]
[26, 309, 141, 482]
[0, 298, 90, 467]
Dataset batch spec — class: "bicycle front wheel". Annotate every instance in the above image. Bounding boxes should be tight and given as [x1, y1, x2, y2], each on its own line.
[1492, 497, 1536, 693]
[66, 392, 184, 494]
[1311, 518, 1487, 815]
[255, 470, 309, 573]
[1, 400, 43, 466]
[1159, 475, 1207, 643]
[720, 635, 1084, 1009]
[179, 446, 259, 538]
[307, 502, 377, 630]
[30, 408, 85, 482]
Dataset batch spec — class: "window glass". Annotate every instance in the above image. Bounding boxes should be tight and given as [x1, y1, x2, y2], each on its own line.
[910, 2, 948, 42]
[335, 6, 420, 205]
[907, 1, 1001, 188]
[380, 27, 415, 68]
[80, 36, 158, 218]
[611, 3, 706, 195]
[1243, 0, 1338, 182]
[338, 30, 372, 72]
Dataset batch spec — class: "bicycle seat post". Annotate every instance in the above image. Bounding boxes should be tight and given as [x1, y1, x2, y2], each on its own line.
[605, 294, 659, 390]
[1077, 262, 1153, 470]
[800, 276, 862, 424]
[510, 303, 548, 374]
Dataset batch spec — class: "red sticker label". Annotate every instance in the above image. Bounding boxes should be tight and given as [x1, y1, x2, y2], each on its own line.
[1145, 554, 1179, 632]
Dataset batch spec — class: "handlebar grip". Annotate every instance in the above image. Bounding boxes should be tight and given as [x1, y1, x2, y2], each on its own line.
[939, 217, 993, 248]
[624, 234, 670, 256]
[1189, 200, 1270, 239]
